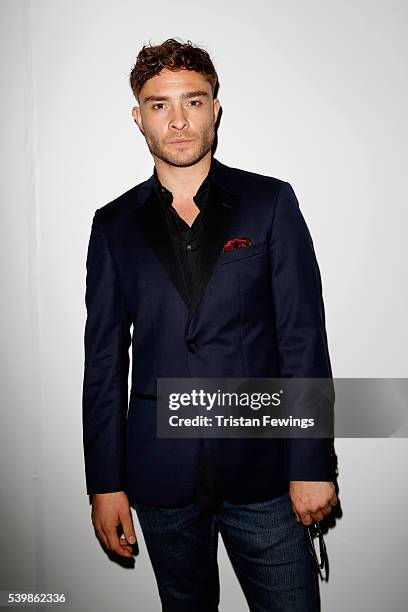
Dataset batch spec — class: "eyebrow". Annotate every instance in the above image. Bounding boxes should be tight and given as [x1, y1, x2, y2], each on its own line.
[142, 90, 209, 104]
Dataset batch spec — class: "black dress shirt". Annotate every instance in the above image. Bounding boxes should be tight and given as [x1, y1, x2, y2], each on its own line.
[153, 156, 221, 510]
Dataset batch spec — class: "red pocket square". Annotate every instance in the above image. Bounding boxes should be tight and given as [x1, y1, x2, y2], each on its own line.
[223, 237, 253, 252]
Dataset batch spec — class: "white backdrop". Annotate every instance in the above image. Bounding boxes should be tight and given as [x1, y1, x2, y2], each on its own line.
[1, 1, 407, 610]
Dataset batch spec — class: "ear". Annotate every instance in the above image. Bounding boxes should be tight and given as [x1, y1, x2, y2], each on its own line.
[213, 98, 221, 123]
[132, 106, 142, 127]
[132, 106, 143, 131]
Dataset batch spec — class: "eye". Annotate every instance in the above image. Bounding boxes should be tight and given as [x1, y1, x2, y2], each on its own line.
[152, 103, 165, 110]
[189, 100, 202, 106]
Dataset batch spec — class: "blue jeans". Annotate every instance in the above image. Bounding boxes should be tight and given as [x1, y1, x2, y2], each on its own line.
[132, 493, 319, 611]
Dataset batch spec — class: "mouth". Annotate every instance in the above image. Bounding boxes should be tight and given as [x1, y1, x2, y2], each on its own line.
[168, 139, 193, 145]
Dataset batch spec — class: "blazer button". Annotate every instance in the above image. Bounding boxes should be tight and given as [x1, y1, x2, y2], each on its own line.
[187, 341, 199, 353]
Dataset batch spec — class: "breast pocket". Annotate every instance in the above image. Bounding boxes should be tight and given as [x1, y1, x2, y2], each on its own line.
[217, 240, 269, 300]
[219, 240, 266, 265]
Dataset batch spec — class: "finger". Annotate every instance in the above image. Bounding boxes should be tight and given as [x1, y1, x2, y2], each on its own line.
[310, 511, 324, 522]
[95, 527, 110, 551]
[119, 533, 132, 543]
[106, 527, 133, 558]
[119, 534, 134, 551]
[300, 513, 313, 526]
[120, 511, 137, 545]
[321, 504, 332, 517]
[330, 492, 338, 506]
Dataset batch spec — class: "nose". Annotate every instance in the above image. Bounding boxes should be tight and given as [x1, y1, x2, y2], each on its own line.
[169, 104, 189, 131]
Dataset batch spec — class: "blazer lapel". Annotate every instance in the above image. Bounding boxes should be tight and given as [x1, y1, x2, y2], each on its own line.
[187, 179, 240, 324]
[132, 159, 241, 322]
[133, 181, 191, 309]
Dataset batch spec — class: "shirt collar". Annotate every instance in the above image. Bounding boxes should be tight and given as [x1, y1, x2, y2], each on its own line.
[153, 155, 215, 211]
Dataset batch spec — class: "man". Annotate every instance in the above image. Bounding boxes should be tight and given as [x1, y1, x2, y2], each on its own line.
[82, 38, 338, 611]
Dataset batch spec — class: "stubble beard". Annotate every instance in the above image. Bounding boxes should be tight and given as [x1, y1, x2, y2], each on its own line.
[144, 122, 216, 168]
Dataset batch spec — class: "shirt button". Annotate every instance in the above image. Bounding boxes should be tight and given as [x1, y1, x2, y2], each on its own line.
[186, 244, 192, 251]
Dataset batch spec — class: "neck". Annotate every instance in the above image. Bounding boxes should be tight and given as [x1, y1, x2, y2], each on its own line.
[154, 152, 212, 200]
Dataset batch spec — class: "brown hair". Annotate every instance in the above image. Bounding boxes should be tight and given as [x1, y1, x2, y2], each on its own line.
[129, 38, 219, 103]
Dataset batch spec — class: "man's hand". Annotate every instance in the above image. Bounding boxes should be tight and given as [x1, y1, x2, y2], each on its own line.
[91, 491, 137, 558]
[289, 481, 338, 526]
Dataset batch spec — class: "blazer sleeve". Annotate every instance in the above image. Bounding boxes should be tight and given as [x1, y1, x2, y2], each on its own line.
[269, 181, 335, 481]
[82, 210, 132, 495]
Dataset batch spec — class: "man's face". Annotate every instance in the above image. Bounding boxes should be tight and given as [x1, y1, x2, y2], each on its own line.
[132, 68, 220, 168]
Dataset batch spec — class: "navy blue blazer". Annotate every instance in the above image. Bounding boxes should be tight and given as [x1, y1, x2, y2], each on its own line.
[82, 156, 335, 506]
